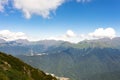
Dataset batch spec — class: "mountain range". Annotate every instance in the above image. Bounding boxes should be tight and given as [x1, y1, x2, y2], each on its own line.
[0, 37, 120, 80]
[0, 37, 120, 55]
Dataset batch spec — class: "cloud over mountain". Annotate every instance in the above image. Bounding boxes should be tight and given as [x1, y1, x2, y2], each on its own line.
[66, 30, 76, 38]
[48, 28, 117, 43]
[0, 30, 28, 41]
[0, 28, 117, 43]
[89, 28, 116, 39]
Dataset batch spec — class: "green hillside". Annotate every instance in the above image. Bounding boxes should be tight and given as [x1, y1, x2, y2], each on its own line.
[0, 52, 57, 80]
[18, 48, 120, 80]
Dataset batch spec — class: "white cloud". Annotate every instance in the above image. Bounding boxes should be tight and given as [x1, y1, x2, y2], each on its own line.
[0, 30, 28, 41]
[66, 30, 76, 37]
[47, 30, 77, 42]
[0, 28, 116, 43]
[0, 0, 8, 12]
[47, 28, 117, 43]
[89, 28, 116, 39]
[0, 0, 91, 18]
[13, 0, 65, 19]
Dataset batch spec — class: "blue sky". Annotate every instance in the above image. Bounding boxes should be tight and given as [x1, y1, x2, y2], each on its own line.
[0, 0, 120, 42]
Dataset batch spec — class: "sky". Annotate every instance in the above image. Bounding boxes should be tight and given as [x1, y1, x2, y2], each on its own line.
[0, 0, 120, 43]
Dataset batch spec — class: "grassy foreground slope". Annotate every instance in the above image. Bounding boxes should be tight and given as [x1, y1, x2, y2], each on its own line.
[0, 52, 57, 80]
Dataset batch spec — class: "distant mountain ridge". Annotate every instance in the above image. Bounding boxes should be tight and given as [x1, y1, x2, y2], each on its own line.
[0, 37, 120, 55]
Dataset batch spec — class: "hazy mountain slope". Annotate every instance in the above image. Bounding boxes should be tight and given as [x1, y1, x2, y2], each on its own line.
[0, 52, 57, 80]
[73, 37, 120, 49]
[0, 38, 120, 80]
[87, 71, 120, 80]
[18, 48, 120, 80]
[0, 37, 120, 56]
[0, 40, 69, 55]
